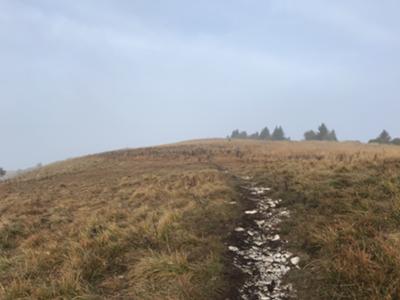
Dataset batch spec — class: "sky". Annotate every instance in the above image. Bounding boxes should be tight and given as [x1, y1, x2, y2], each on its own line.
[1, 0, 400, 169]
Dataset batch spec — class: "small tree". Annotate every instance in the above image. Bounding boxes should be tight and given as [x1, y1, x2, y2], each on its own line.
[369, 130, 391, 144]
[317, 123, 329, 140]
[0, 168, 6, 177]
[392, 138, 400, 146]
[259, 127, 271, 140]
[272, 126, 286, 141]
[249, 132, 259, 139]
[327, 130, 338, 141]
[231, 129, 240, 139]
[304, 130, 317, 141]
[304, 123, 338, 141]
[238, 131, 248, 139]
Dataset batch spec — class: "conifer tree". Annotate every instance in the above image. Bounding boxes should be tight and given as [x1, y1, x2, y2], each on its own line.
[272, 126, 286, 141]
[238, 131, 248, 139]
[304, 130, 317, 141]
[231, 129, 240, 139]
[304, 123, 338, 141]
[259, 127, 271, 140]
[317, 123, 329, 140]
[369, 130, 391, 144]
[249, 132, 259, 139]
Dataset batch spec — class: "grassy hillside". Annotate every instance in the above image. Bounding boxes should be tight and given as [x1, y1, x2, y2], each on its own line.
[0, 146, 241, 299]
[1, 140, 400, 299]
[216, 140, 400, 299]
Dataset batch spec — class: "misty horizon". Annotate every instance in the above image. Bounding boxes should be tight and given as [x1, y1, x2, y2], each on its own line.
[1, 0, 400, 169]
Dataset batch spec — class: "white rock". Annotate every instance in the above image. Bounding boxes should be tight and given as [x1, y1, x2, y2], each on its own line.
[255, 220, 266, 227]
[250, 187, 271, 195]
[264, 257, 274, 263]
[229, 246, 239, 252]
[271, 234, 280, 241]
[290, 256, 300, 265]
[283, 253, 291, 259]
[280, 210, 290, 217]
[235, 227, 245, 232]
[233, 185, 296, 299]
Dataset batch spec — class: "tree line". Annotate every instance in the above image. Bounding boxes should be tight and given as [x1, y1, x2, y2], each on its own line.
[2, 128, 400, 176]
[369, 130, 400, 145]
[230, 126, 289, 141]
[229, 123, 400, 145]
[229, 123, 337, 141]
[304, 123, 337, 141]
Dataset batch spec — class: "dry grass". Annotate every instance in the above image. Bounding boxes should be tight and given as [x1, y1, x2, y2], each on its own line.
[1, 139, 400, 299]
[208, 139, 400, 300]
[0, 146, 240, 299]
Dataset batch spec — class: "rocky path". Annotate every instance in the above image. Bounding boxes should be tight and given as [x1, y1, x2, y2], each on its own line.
[228, 177, 299, 300]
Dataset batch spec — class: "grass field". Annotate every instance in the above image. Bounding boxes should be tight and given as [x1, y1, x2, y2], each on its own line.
[1, 139, 400, 299]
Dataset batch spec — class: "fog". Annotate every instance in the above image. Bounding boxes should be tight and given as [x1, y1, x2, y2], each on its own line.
[1, 0, 400, 169]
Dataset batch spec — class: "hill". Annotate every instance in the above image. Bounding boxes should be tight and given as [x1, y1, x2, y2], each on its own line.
[1, 139, 400, 299]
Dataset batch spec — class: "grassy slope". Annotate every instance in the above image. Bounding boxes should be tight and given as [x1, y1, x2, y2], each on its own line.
[0, 146, 241, 299]
[214, 140, 400, 300]
[1, 140, 400, 299]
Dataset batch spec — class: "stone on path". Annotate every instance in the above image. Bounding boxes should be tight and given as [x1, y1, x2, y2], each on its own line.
[229, 183, 297, 299]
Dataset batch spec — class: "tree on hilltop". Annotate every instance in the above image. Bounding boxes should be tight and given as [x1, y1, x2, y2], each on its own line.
[327, 130, 338, 141]
[237, 131, 248, 139]
[304, 123, 338, 141]
[249, 132, 260, 139]
[304, 130, 317, 141]
[231, 129, 240, 139]
[230, 129, 248, 139]
[369, 130, 391, 144]
[392, 138, 400, 146]
[259, 127, 271, 140]
[317, 123, 329, 140]
[0, 168, 6, 177]
[272, 126, 286, 141]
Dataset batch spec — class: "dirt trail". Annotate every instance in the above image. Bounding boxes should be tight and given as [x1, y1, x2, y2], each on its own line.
[228, 176, 299, 300]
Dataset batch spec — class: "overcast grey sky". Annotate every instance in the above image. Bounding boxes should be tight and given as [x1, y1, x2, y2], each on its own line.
[1, 0, 400, 169]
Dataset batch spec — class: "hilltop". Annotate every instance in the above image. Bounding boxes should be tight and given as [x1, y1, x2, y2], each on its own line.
[1, 139, 400, 299]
